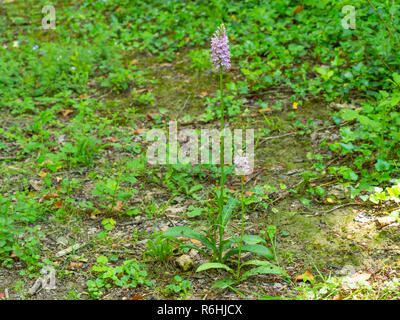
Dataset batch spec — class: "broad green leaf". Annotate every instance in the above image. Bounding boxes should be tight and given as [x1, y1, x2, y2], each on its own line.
[242, 235, 266, 245]
[223, 244, 274, 261]
[241, 265, 286, 280]
[162, 226, 216, 251]
[211, 278, 235, 289]
[221, 198, 239, 227]
[196, 262, 234, 274]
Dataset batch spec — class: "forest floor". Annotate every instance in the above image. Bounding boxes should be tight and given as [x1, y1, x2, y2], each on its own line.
[1, 0, 400, 300]
[1, 52, 399, 300]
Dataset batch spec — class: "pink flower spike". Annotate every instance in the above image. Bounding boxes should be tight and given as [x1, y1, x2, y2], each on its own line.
[210, 24, 231, 70]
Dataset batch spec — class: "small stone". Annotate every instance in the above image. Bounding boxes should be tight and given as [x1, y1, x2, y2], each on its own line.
[176, 254, 193, 271]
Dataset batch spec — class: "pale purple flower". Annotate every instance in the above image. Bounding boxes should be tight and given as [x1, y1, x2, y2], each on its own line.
[32, 44, 39, 50]
[210, 24, 231, 70]
[234, 152, 250, 175]
[71, 66, 76, 71]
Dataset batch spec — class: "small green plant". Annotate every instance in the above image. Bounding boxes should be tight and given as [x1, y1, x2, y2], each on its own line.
[144, 231, 175, 263]
[86, 256, 151, 299]
[59, 136, 102, 167]
[101, 218, 116, 231]
[165, 275, 192, 299]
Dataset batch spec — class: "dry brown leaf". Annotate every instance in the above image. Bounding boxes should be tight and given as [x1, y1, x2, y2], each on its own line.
[376, 216, 397, 227]
[38, 171, 48, 179]
[351, 272, 371, 283]
[133, 128, 148, 135]
[297, 270, 314, 282]
[294, 5, 304, 15]
[147, 113, 158, 121]
[54, 200, 63, 209]
[43, 192, 59, 200]
[332, 294, 343, 300]
[135, 88, 148, 93]
[105, 136, 121, 143]
[69, 262, 83, 269]
[59, 109, 74, 118]
[258, 108, 272, 114]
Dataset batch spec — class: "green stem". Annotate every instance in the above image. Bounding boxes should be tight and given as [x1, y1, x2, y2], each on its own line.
[218, 65, 225, 262]
[236, 175, 245, 279]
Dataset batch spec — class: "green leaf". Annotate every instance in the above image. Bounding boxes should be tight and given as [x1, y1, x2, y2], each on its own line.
[196, 262, 234, 274]
[375, 158, 390, 172]
[224, 244, 274, 261]
[241, 264, 286, 280]
[211, 278, 235, 289]
[242, 235, 266, 245]
[221, 198, 239, 227]
[162, 226, 216, 252]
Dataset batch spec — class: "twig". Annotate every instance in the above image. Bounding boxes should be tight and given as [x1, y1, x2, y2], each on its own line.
[314, 202, 362, 216]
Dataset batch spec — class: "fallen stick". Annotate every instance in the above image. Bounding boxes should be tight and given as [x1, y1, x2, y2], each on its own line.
[55, 243, 84, 257]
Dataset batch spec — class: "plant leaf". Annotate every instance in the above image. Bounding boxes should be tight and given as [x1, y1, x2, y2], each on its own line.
[196, 262, 234, 274]
[162, 226, 216, 252]
[211, 278, 235, 289]
[224, 244, 274, 261]
[241, 264, 286, 280]
[221, 198, 239, 227]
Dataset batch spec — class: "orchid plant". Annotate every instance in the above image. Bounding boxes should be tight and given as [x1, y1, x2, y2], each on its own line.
[163, 25, 286, 286]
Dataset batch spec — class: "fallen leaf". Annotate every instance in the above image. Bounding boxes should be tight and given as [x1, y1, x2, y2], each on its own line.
[133, 128, 148, 135]
[43, 192, 59, 200]
[110, 200, 123, 212]
[54, 200, 63, 209]
[131, 295, 144, 300]
[38, 171, 48, 179]
[376, 216, 397, 227]
[104, 136, 120, 143]
[135, 88, 148, 93]
[147, 113, 158, 121]
[332, 294, 343, 300]
[294, 5, 304, 14]
[59, 109, 74, 118]
[352, 272, 371, 283]
[297, 270, 314, 282]
[190, 239, 201, 245]
[69, 262, 83, 269]
[258, 108, 272, 113]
